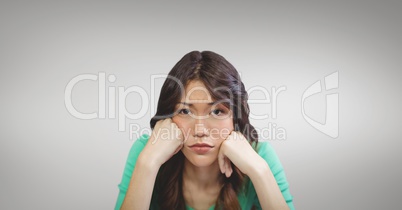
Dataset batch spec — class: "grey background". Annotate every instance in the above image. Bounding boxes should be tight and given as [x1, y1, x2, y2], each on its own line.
[1, 0, 401, 209]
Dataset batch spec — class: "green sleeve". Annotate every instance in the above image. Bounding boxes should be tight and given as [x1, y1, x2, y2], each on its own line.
[114, 134, 149, 210]
[252, 141, 295, 210]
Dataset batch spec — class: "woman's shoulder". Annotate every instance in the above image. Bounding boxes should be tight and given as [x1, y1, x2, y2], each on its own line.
[132, 134, 150, 146]
[252, 140, 277, 158]
[127, 134, 150, 156]
[252, 140, 285, 177]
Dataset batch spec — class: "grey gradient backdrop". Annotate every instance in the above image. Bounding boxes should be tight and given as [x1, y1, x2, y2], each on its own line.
[1, 1, 401, 209]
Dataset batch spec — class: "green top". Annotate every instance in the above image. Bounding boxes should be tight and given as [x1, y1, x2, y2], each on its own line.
[114, 134, 295, 210]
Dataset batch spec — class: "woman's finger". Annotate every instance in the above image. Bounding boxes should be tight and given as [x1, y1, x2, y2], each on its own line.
[173, 141, 183, 155]
[226, 158, 233, 178]
[225, 157, 232, 178]
[218, 149, 226, 174]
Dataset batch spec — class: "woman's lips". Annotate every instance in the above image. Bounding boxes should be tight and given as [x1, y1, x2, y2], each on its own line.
[189, 143, 214, 154]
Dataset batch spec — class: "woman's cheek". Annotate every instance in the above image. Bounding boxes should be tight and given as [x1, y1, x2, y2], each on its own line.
[215, 120, 234, 139]
[172, 116, 184, 129]
[172, 117, 191, 141]
[221, 127, 233, 140]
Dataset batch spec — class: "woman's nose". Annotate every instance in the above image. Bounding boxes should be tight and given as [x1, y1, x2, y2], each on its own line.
[193, 119, 209, 137]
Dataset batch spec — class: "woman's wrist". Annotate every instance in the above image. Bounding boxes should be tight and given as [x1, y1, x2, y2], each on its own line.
[138, 150, 163, 171]
[247, 156, 270, 180]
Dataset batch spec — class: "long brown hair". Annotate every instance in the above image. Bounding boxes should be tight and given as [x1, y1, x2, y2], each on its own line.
[150, 51, 258, 210]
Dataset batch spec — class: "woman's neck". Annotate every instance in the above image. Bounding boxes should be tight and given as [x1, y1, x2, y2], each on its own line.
[182, 159, 222, 190]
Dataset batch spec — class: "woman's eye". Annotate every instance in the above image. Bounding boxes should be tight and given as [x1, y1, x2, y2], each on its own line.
[211, 109, 224, 116]
[178, 109, 190, 115]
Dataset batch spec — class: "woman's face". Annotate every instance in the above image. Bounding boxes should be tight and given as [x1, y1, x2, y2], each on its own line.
[172, 80, 234, 167]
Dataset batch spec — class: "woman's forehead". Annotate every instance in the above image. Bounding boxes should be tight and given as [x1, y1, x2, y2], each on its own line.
[183, 80, 213, 101]
[181, 80, 232, 106]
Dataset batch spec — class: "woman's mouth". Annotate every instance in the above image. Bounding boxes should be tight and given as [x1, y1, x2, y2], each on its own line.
[189, 143, 214, 154]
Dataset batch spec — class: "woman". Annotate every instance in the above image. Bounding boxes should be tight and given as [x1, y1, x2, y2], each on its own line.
[115, 51, 294, 210]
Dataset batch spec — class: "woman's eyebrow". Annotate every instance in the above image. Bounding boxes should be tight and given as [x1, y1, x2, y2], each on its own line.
[178, 102, 216, 106]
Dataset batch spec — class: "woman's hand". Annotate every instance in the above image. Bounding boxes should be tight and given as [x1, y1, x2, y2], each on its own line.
[140, 118, 184, 167]
[218, 131, 266, 177]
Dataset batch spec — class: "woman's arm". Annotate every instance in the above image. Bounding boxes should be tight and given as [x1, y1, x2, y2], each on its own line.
[218, 132, 292, 210]
[248, 157, 290, 210]
[120, 153, 160, 210]
[118, 119, 184, 209]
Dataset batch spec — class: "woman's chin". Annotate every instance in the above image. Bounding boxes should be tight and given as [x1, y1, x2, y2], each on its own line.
[183, 153, 217, 168]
